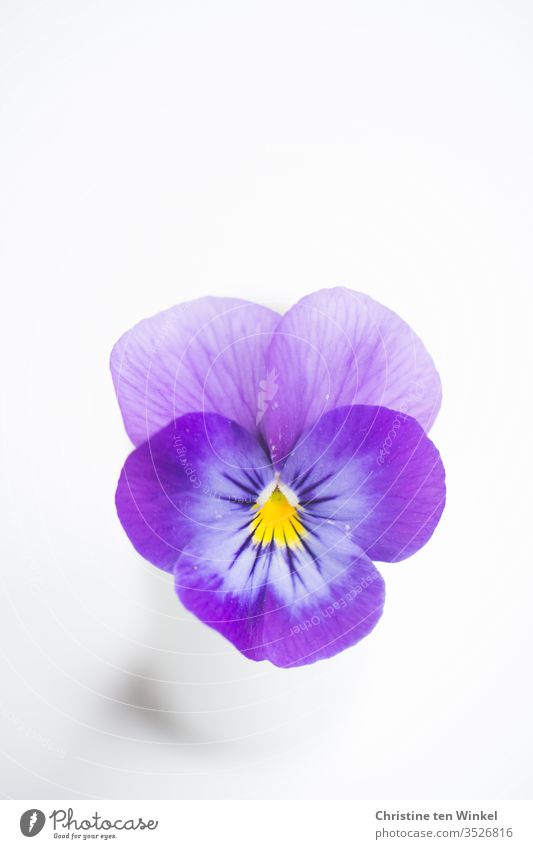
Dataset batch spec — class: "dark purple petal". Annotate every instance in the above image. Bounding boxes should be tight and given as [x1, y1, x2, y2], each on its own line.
[115, 412, 272, 573]
[261, 287, 441, 463]
[176, 543, 384, 668]
[282, 405, 446, 562]
[110, 297, 279, 445]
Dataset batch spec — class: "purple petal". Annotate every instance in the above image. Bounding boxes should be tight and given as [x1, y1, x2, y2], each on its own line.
[111, 297, 279, 445]
[115, 412, 272, 573]
[261, 287, 441, 463]
[116, 411, 385, 666]
[282, 405, 446, 562]
[176, 543, 384, 668]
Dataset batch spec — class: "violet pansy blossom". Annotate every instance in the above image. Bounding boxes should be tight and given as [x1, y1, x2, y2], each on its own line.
[112, 288, 445, 667]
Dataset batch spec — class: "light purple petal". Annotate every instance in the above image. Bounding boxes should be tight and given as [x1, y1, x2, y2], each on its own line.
[111, 297, 280, 445]
[282, 405, 446, 563]
[261, 287, 441, 463]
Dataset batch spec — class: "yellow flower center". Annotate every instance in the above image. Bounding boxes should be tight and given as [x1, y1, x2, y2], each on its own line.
[250, 487, 306, 548]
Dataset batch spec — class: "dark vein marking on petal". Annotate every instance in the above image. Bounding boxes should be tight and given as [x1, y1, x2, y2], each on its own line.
[229, 529, 256, 568]
[289, 465, 314, 490]
[234, 517, 257, 532]
[241, 468, 263, 491]
[295, 516, 320, 538]
[222, 471, 257, 497]
[283, 527, 307, 590]
[298, 535, 323, 575]
[246, 541, 265, 587]
[301, 495, 338, 507]
[297, 472, 334, 497]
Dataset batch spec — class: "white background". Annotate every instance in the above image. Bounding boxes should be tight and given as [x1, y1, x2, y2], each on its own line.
[1, 0, 532, 800]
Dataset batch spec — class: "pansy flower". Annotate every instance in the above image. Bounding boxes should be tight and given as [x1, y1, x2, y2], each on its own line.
[112, 288, 445, 668]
